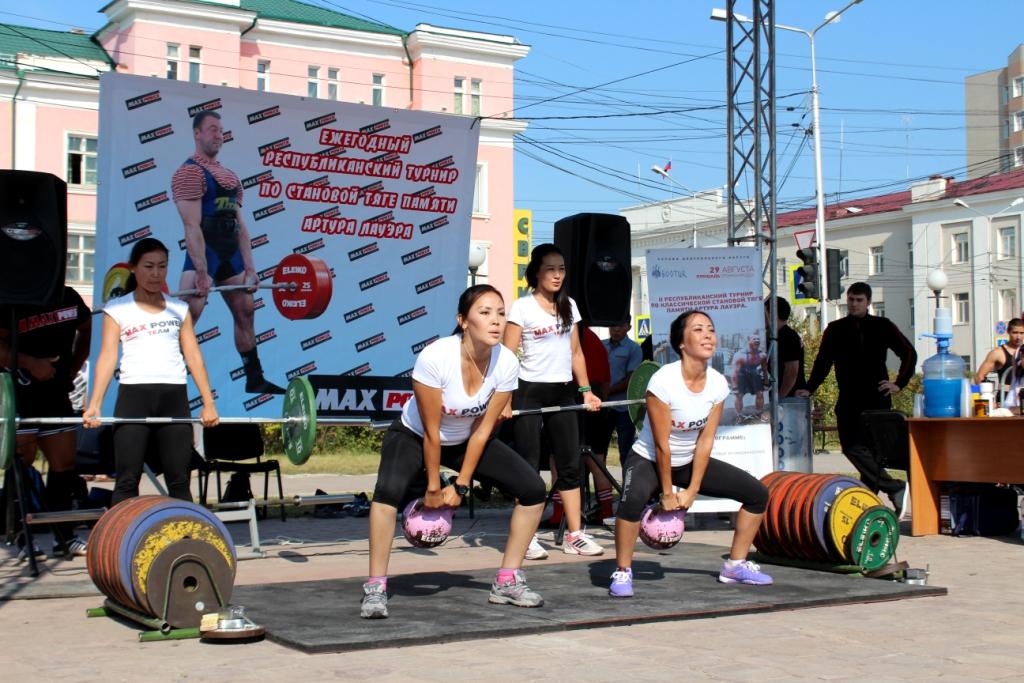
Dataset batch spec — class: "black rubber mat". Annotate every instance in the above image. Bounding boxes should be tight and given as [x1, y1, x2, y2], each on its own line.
[233, 543, 946, 653]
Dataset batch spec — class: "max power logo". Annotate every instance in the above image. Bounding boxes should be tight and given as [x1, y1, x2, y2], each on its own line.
[294, 238, 325, 255]
[138, 124, 173, 144]
[256, 329, 277, 345]
[414, 275, 444, 294]
[118, 226, 152, 246]
[122, 158, 156, 178]
[187, 98, 222, 117]
[126, 90, 162, 110]
[244, 394, 275, 411]
[135, 191, 169, 211]
[342, 362, 371, 376]
[355, 332, 386, 352]
[411, 336, 439, 354]
[397, 306, 427, 326]
[196, 327, 221, 344]
[419, 216, 449, 234]
[413, 125, 443, 144]
[286, 361, 317, 380]
[401, 246, 431, 265]
[305, 113, 337, 131]
[257, 265, 277, 281]
[188, 389, 219, 411]
[344, 303, 375, 323]
[360, 118, 391, 134]
[348, 242, 379, 261]
[252, 201, 285, 221]
[258, 137, 291, 156]
[250, 233, 270, 249]
[300, 330, 333, 351]
[358, 272, 390, 291]
[247, 105, 281, 124]
[242, 170, 274, 189]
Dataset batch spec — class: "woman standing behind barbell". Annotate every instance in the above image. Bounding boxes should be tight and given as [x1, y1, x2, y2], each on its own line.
[360, 285, 547, 619]
[503, 244, 603, 559]
[609, 310, 771, 598]
[84, 238, 219, 505]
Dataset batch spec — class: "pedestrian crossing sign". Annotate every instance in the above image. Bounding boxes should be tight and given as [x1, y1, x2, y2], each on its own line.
[635, 315, 651, 341]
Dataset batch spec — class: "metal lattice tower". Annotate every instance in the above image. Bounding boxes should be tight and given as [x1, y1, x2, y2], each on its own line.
[724, 0, 780, 464]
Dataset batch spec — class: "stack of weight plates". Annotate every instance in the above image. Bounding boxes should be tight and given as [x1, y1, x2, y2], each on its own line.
[87, 496, 236, 628]
[754, 472, 899, 571]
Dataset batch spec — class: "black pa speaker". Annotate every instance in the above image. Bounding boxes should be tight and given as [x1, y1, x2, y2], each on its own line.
[0, 170, 67, 306]
[554, 213, 631, 326]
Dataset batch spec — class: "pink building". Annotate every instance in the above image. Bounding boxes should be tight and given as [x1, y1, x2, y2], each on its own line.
[0, 0, 529, 306]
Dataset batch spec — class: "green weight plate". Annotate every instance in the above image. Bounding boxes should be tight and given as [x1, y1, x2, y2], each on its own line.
[848, 505, 899, 571]
[283, 376, 317, 466]
[627, 360, 661, 429]
[1, 372, 15, 470]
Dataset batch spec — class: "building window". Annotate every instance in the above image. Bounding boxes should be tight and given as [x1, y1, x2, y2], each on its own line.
[839, 249, 850, 277]
[66, 232, 95, 284]
[372, 74, 385, 106]
[952, 232, 970, 264]
[870, 301, 885, 318]
[472, 162, 487, 215]
[1003, 85, 1011, 105]
[307, 66, 319, 98]
[327, 68, 339, 100]
[1014, 76, 1024, 98]
[1014, 111, 1024, 133]
[870, 246, 883, 275]
[1016, 146, 1024, 168]
[256, 60, 270, 92]
[470, 78, 481, 115]
[67, 134, 97, 186]
[1004, 120, 1011, 140]
[188, 46, 201, 83]
[166, 43, 179, 80]
[954, 292, 970, 324]
[909, 299, 915, 328]
[998, 226, 1017, 260]
[453, 77, 464, 114]
[1000, 289, 1018, 322]
[907, 242, 913, 270]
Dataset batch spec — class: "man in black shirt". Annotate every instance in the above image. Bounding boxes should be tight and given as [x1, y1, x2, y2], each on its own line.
[766, 297, 806, 398]
[0, 286, 92, 559]
[797, 282, 917, 516]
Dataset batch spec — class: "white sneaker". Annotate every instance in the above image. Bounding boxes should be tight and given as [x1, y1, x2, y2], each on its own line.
[525, 534, 548, 560]
[563, 530, 604, 556]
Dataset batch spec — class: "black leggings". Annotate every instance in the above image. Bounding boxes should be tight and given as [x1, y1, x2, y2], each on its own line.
[373, 421, 546, 508]
[511, 380, 581, 490]
[112, 384, 193, 506]
[617, 452, 769, 522]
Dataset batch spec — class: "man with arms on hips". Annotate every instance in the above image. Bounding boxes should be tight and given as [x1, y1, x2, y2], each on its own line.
[172, 110, 282, 395]
[797, 282, 917, 517]
[0, 286, 92, 560]
[974, 318, 1024, 409]
[765, 297, 807, 398]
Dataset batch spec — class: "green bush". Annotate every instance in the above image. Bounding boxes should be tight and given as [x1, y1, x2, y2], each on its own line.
[261, 424, 383, 456]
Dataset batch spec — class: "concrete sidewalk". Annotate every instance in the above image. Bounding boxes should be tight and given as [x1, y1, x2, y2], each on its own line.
[1, 453, 1021, 681]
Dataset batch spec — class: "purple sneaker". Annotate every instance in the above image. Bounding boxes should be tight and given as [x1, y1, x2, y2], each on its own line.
[718, 560, 773, 585]
[609, 568, 633, 597]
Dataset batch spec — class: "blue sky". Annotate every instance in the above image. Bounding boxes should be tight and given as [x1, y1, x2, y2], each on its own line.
[2, 0, 1021, 241]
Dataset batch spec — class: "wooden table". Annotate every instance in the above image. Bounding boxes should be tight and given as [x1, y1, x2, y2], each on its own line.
[907, 416, 1024, 536]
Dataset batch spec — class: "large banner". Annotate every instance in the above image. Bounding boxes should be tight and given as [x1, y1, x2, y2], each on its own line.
[646, 247, 772, 511]
[95, 73, 479, 417]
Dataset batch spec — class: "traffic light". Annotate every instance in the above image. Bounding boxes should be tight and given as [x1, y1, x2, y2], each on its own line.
[826, 248, 843, 300]
[796, 247, 820, 300]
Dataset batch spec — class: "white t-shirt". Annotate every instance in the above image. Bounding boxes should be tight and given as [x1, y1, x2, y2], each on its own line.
[401, 335, 519, 445]
[507, 294, 580, 382]
[632, 362, 730, 466]
[104, 294, 189, 385]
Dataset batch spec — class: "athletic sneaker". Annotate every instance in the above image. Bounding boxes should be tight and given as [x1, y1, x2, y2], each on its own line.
[609, 568, 633, 598]
[718, 560, 773, 585]
[525, 534, 549, 560]
[360, 582, 389, 619]
[53, 537, 88, 558]
[563, 530, 604, 556]
[17, 543, 46, 563]
[889, 484, 910, 521]
[488, 570, 544, 607]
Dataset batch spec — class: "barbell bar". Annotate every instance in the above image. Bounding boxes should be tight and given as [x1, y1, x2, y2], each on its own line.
[170, 282, 297, 298]
[10, 416, 367, 426]
[511, 398, 644, 417]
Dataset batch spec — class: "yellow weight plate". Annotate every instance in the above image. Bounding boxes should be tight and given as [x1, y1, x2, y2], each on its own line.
[827, 486, 882, 562]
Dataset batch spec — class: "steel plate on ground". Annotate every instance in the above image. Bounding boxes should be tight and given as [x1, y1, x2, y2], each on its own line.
[627, 361, 661, 429]
[146, 539, 234, 629]
[283, 376, 317, 465]
[848, 505, 899, 571]
[827, 487, 881, 562]
[811, 476, 863, 561]
[0, 372, 15, 470]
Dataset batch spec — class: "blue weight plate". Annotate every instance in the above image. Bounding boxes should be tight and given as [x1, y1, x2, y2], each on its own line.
[811, 476, 862, 560]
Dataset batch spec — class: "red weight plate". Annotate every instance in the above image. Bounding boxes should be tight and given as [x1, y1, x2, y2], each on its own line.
[755, 472, 788, 557]
[766, 473, 803, 558]
[273, 254, 330, 320]
[776, 474, 812, 558]
[307, 256, 333, 319]
[786, 475, 817, 561]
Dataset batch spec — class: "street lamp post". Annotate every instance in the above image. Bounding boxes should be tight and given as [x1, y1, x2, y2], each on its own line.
[651, 165, 699, 247]
[712, 1, 864, 327]
[468, 242, 487, 286]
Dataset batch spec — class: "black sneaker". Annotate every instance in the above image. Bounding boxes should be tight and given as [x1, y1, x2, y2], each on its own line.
[245, 376, 286, 394]
[53, 537, 88, 558]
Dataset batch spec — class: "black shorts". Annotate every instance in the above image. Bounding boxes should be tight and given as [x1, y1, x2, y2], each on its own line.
[12, 373, 75, 437]
[736, 368, 765, 396]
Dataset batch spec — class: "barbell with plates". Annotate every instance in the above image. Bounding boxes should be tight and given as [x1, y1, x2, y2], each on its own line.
[98, 252, 332, 321]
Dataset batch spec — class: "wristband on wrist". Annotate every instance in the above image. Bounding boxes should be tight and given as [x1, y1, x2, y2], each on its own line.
[578, 385, 592, 393]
